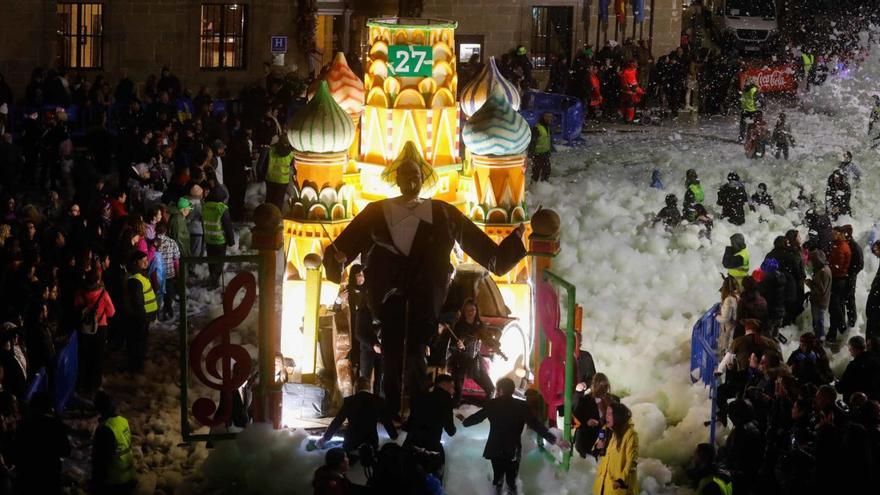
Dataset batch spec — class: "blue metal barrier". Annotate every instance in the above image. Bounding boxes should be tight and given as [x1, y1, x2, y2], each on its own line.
[519, 91, 584, 144]
[54, 331, 79, 413]
[690, 303, 720, 444]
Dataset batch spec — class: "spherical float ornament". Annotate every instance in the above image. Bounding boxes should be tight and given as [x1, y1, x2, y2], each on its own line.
[308, 52, 366, 116]
[303, 252, 323, 270]
[381, 141, 438, 188]
[531, 208, 561, 236]
[253, 203, 282, 229]
[462, 86, 530, 157]
[287, 81, 355, 154]
[460, 56, 521, 117]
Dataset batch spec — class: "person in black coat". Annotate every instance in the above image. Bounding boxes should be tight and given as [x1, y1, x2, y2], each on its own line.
[448, 298, 495, 405]
[841, 225, 863, 329]
[866, 241, 880, 340]
[836, 336, 880, 402]
[323, 143, 526, 418]
[826, 170, 851, 220]
[0, 330, 27, 399]
[460, 378, 567, 493]
[804, 209, 833, 256]
[573, 372, 617, 458]
[403, 374, 456, 476]
[720, 398, 765, 495]
[12, 393, 70, 495]
[716, 171, 749, 225]
[346, 264, 381, 395]
[317, 377, 398, 453]
[759, 258, 788, 337]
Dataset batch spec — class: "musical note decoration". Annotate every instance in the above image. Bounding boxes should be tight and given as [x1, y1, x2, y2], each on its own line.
[188, 272, 256, 427]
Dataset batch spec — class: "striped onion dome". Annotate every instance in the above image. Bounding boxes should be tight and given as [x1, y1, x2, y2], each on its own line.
[287, 81, 355, 154]
[462, 86, 530, 156]
[308, 52, 365, 116]
[459, 56, 521, 118]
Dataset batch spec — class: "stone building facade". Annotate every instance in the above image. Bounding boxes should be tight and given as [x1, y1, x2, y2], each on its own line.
[0, 0, 681, 97]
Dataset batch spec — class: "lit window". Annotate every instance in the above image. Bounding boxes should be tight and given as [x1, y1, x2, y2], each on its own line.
[56, 2, 104, 69]
[200, 4, 248, 70]
[530, 6, 574, 68]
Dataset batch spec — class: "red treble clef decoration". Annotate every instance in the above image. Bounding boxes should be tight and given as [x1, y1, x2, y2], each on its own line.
[188, 272, 257, 427]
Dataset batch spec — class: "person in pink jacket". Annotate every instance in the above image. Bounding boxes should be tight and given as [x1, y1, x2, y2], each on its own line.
[73, 270, 116, 396]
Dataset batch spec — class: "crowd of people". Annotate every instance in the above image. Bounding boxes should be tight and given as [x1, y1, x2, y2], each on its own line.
[0, 62, 302, 493]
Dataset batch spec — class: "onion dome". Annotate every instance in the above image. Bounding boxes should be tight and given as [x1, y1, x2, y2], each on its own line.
[462, 87, 530, 156]
[287, 81, 355, 154]
[459, 56, 521, 117]
[308, 52, 366, 116]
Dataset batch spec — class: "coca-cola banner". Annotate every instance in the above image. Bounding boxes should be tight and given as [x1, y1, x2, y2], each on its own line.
[738, 64, 798, 93]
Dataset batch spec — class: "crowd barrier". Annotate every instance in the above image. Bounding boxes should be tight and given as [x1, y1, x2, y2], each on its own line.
[690, 303, 720, 444]
[519, 91, 585, 145]
[22, 330, 78, 413]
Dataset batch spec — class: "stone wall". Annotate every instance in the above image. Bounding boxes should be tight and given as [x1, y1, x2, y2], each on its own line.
[0, 0, 306, 97]
[421, 0, 682, 61]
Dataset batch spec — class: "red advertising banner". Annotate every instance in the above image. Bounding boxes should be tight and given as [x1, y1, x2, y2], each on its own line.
[738, 64, 798, 93]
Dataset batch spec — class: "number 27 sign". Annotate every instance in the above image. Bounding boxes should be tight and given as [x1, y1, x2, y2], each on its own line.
[388, 45, 433, 77]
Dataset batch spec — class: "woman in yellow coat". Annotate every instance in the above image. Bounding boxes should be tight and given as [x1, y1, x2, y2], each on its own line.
[593, 402, 639, 495]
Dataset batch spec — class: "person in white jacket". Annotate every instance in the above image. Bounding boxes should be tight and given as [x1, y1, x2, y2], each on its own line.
[715, 276, 740, 357]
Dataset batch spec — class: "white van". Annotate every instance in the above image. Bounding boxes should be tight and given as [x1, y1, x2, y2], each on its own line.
[706, 0, 779, 53]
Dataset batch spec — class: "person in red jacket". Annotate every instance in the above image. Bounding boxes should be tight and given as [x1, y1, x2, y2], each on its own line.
[73, 270, 116, 396]
[618, 61, 644, 123]
[588, 64, 604, 119]
[828, 227, 852, 342]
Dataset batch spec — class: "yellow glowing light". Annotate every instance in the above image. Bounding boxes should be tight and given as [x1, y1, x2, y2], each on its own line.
[280, 278, 340, 380]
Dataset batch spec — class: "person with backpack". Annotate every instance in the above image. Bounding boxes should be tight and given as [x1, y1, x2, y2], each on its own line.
[73, 270, 115, 397]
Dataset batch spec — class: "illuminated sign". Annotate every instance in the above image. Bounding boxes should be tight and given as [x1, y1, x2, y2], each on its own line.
[388, 45, 433, 76]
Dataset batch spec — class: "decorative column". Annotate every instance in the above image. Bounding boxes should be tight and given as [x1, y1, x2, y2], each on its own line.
[250, 203, 284, 428]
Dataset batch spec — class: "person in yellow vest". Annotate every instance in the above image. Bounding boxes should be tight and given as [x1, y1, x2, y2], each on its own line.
[264, 136, 294, 212]
[126, 252, 157, 373]
[687, 443, 733, 495]
[738, 83, 761, 143]
[528, 112, 554, 182]
[723, 233, 750, 284]
[202, 186, 236, 288]
[91, 391, 136, 494]
[800, 52, 815, 89]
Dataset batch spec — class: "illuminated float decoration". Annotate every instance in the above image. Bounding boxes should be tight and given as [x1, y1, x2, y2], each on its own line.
[278, 18, 569, 414]
[309, 52, 365, 172]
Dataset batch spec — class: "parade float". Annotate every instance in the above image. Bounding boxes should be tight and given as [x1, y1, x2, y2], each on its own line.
[182, 18, 580, 467]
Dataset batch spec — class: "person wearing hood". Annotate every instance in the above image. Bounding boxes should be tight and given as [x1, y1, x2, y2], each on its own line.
[654, 194, 682, 228]
[716, 172, 748, 225]
[804, 209, 833, 256]
[750, 183, 774, 211]
[593, 402, 639, 495]
[723, 234, 750, 284]
[759, 258, 788, 338]
[806, 250, 832, 341]
[866, 241, 880, 340]
[202, 186, 235, 288]
[825, 170, 851, 221]
[650, 169, 664, 189]
[840, 225, 863, 329]
[682, 169, 704, 222]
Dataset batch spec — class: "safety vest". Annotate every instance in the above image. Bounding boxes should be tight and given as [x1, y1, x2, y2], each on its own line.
[689, 183, 705, 203]
[266, 147, 292, 185]
[727, 247, 750, 280]
[697, 475, 733, 495]
[203, 201, 229, 246]
[130, 273, 158, 315]
[740, 87, 758, 113]
[534, 124, 551, 154]
[801, 53, 815, 74]
[104, 416, 135, 485]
